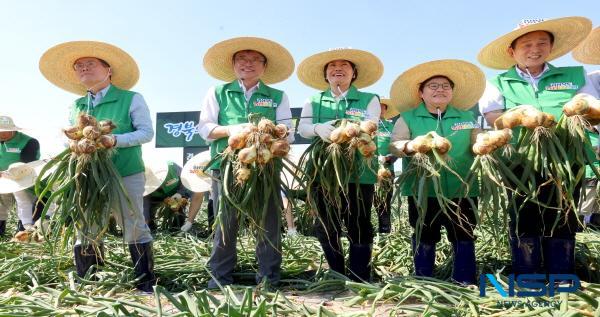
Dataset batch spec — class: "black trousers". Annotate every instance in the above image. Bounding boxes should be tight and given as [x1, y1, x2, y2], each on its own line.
[314, 183, 375, 245]
[408, 197, 477, 243]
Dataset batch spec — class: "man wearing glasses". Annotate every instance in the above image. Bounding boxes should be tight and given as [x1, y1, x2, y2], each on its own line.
[39, 41, 155, 293]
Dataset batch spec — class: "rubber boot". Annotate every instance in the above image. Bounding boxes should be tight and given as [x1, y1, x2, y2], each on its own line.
[510, 237, 542, 275]
[451, 240, 477, 284]
[348, 243, 372, 282]
[320, 240, 345, 275]
[412, 238, 436, 277]
[129, 242, 156, 293]
[543, 238, 575, 275]
[74, 244, 105, 278]
[0, 220, 6, 237]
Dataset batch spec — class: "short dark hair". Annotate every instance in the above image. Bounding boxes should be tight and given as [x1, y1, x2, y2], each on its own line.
[510, 30, 555, 49]
[98, 58, 110, 68]
[232, 50, 268, 66]
[323, 60, 358, 84]
[418, 75, 455, 92]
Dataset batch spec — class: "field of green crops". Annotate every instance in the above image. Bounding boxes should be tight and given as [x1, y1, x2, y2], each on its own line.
[1, 200, 599, 316]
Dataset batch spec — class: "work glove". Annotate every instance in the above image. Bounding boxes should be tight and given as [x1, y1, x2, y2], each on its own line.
[313, 121, 336, 142]
[227, 123, 251, 137]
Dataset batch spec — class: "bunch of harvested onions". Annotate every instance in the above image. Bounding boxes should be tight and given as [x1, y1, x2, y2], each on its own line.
[494, 105, 555, 130]
[472, 129, 512, 156]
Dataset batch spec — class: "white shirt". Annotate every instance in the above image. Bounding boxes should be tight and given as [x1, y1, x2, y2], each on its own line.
[197, 80, 294, 143]
[589, 70, 600, 96]
[479, 63, 600, 115]
[297, 88, 381, 138]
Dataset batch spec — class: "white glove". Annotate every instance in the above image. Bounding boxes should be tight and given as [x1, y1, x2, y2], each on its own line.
[378, 155, 387, 164]
[313, 122, 336, 142]
[181, 220, 193, 232]
[286, 227, 298, 237]
[227, 123, 251, 136]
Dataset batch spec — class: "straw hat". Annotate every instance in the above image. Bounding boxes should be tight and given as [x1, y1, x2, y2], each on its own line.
[0, 160, 50, 194]
[379, 98, 400, 120]
[478, 17, 592, 70]
[203, 37, 294, 85]
[181, 151, 212, 193]
[297, 48, 383, 91]
[143, 161, 169, 196]
[0, 115, 21, 132]
[573, 27, 600, 65]
[39, 41, 139, 95]
[390, 59, 485, 112]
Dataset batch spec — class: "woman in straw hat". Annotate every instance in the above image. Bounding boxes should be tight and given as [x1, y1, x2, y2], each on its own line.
[39, 41, 155, 292]
[374, 98, 398, 234]
[0, 115, 40, 237]
[198, 37, 295, 288]
[297, 48, 382, 281]
[572, 26, 600, 230]
[477, 17, 599, 277]
[388, 59, 485, 285]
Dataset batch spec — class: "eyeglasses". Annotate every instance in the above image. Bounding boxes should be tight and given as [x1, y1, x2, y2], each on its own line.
[234, 56, 266, 65]
[73, 60, 100, 71]
[425, 83, 453, 90]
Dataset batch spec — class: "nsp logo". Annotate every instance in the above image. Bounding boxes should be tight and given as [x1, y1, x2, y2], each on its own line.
[479, 274, 580, 297]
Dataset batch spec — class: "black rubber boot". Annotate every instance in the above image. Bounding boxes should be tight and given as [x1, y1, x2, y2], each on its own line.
[348, 243, 372, 282]
[74, 244, 105, 278]
[451, 240, 477, 285]
[320, 240, 345, 275]
[543, 238, 575, 275]
[510, 237, 542, 275]
[0, 220, 6, 237]
[129, 242, 156, 293]
[412, 238, 436, 277]
[16, 220, 25, 233]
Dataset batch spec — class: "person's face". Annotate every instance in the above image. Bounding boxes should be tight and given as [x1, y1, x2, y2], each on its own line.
[232, 50, 266, 83]
[325, 59, 355, 89]
[73, 57, 111, 88]
[508, 31, 553, 69]
[419, 77, 453, 107]
[0, 131, 15, 141]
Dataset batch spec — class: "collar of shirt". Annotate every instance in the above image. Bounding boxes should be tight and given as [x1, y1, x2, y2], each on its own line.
[89, 84, 111, 107]
[331, 88, 349, 102]
[515, 63, 550, 81]
[237, 80, 260, 101]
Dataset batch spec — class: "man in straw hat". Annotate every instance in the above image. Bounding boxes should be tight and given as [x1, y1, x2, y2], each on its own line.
[198, 37, 295, 288]
[297, 47, 382, 282]
[0, 115, 40, 237]
[388, 59, 485, 284]
[39, 41, 155, 292]
[478, 17, 599, 278]
[573, 26, 600, 229]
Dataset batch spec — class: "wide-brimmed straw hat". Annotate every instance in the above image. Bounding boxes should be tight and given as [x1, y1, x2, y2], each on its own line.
[478, 17, 592, 70]
[379, 98, 400, 120]
[0, 160, 50, 194]
[181, 151, 212, 193]
[573, 26, 600, 64]
[39, 41, 139, 95]
[390, 59, 485, 112]
[143, 161, 169, 196]
[0, 115, 22, 132]
[297, 48, 383, 91]
[203, 37, 294, 84]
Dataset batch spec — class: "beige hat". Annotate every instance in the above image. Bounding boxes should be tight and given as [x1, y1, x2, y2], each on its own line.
[39, 41, 139, 95]
[297, 48, 383, 91]
[0, 115, 21, 132]
[181, 151, 212, 193]
[573, 26, 600, 65]
[390, 59, 485, 112]
[143, 161, 169, 196]
[0, 160, 50, 194]
[379, 98, 400, 120]
[203, 37, 294, 84]
[478, 17, 592, 70]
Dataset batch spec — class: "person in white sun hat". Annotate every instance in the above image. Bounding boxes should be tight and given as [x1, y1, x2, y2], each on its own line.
[478, 17, 599, 278]
[39, 40, 155, 293]
[297, 47, 383, 282]
[198, 37, 295, 288]
[0, 115, 40, 237]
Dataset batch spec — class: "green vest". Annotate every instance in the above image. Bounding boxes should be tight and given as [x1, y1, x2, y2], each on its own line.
[209, 80, 283, 170]
[311, 86, 379, 184]
[586, 132, 599, 179]
[72, 85, 144, 177]
[376, 119, 394, 172]
[401, 103, 479, 198]
[151, 161, 180, 199]
[0, 132, 38, 170]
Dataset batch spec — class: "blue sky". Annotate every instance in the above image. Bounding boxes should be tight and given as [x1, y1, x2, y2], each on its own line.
[0, 0, 598, 164]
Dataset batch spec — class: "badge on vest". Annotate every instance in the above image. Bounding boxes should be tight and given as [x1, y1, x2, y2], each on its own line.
[451, 121, 480, 131]
[254, 99, 276, 108]
[345, 108, 366, 118]
[164, 178, 178, 187]
[377, 131, 391, 138]
[545, 82, 579, 91]
[4, 147, 21, 153]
